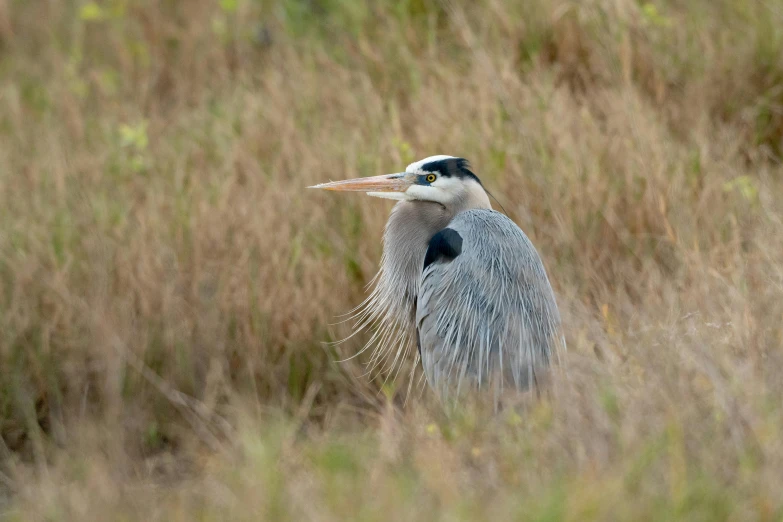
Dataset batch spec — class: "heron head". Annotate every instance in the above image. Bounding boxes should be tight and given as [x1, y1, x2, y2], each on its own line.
[309, 155, 490, 209]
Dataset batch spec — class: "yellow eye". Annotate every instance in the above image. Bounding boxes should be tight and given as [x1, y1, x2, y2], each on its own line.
[426, 173, 437, 183]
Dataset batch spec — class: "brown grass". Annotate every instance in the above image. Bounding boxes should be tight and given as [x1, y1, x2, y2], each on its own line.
[1, 0, 783, 519]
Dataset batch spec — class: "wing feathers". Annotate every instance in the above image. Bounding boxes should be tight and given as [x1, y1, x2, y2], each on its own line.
[416, 209, 564, 402]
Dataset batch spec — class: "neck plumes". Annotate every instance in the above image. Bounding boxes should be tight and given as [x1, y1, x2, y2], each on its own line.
[381, 201, 453, 323]
[345, 201, 450, 379]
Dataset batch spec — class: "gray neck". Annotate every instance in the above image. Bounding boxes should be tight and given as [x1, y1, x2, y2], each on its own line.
[378, 201, 452, 325]
[377, 182, 492, 325]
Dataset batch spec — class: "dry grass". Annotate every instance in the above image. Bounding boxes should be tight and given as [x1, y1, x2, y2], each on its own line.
[1, 0, 783, 519]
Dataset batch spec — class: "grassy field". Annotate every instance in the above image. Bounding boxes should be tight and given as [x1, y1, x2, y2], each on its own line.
[1, 0, 783, 519]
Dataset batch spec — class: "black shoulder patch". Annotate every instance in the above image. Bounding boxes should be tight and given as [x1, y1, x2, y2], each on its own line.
[423, 228, 463, 270]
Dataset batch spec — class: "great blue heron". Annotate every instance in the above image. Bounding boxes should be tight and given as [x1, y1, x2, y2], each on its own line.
[311, 156, 565, 403]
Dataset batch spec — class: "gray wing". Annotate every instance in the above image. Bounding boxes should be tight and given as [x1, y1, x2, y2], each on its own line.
[416, 209, 564, 401]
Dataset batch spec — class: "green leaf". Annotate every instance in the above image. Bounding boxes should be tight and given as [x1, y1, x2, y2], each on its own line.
[118, 122, 148, 151]
[80, 3, 105, 21]
[723, 175, 759, 203]
[641, 3, 672, 27]
[219, 0, 238, 13]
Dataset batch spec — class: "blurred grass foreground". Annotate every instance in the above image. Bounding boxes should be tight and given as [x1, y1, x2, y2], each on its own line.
[1, 0, 783, 520]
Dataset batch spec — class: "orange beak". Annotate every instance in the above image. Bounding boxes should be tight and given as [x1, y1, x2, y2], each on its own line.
[308, 173, 412, 194]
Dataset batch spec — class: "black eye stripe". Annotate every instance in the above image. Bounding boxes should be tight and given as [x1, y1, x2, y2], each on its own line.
[418, 157, 482, 186]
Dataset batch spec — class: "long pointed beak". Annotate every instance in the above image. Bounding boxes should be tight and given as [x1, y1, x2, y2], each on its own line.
[308, 173, 411, 194]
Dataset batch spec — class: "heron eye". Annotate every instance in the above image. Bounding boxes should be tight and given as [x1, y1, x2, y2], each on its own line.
[426, 173, 437, 183]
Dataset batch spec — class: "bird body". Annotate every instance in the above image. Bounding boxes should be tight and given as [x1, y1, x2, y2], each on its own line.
[417, 208, 562, 401]
[311, 156, 564, 403]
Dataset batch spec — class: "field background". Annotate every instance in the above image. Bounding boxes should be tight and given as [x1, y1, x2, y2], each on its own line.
[1, 0, 783, 519]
